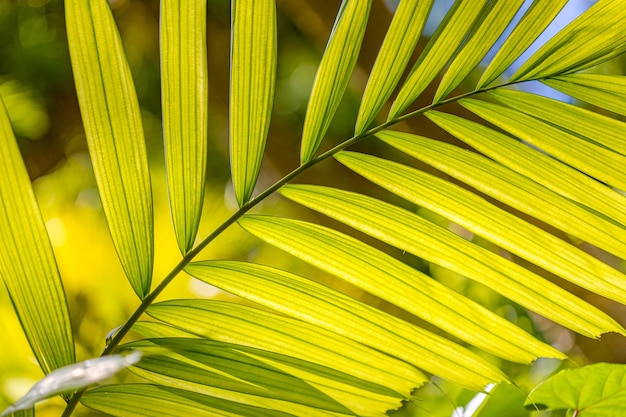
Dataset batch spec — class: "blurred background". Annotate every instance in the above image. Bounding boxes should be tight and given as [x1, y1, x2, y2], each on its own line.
[0, 0, 624, 415]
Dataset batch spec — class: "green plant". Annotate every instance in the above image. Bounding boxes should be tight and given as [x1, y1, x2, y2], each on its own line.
[1, 0, 626, 416]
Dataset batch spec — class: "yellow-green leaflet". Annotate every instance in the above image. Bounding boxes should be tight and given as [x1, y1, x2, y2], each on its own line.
[489, 89, 626, 156]
[355, 0, 433, 134]
[238, 214, 560, 363]
[300, 0, 371, 163]
[510, 0, 626, 81]
[65, 0, 153, 298]
[477, 0, 568, 88]
[147, 300, 426, 396]
[375, 130, 626, 261]
[542, 74, 626, 117]
[460, 98, 626, 191]
[185, 260, 506, 390]
[161, 0, 208, 253]
[335, 150, 626, 331]
[279, 184, 622, 338]
[427, 110, 626, 229]
[0, 97, 74, 375]
[388, 0, 489, 119]
[120, 338, 400, 417]
[230, 0, 276, 206]
[82, 384, 295, 417]
[434, 0, 525, 102]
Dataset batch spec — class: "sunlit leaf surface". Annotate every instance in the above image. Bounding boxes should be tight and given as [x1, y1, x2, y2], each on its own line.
[161, 1, 208, 253]
[0, 98, 74, 375]
[65, 0, 153, 298]
[230, 0, 277, 206]
[355, 0, 433, 133]
[300, 0, 371, 163]
[279, 185, 622, 338]
[239, 214, 557, 363]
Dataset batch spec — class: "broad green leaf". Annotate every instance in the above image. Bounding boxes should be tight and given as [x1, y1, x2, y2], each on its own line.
[355, 0, 434, 134]
[542, 74, 626, 117]
[526, 363, 626, 416]
[120, 338, 395, 416]
[185, 260, 505, 390]
[0, 353, 142, 416]
[65, 0, 153, 298]
[82, 384, 294, 417]
[489, 89, 626, 156]
[376, 131, 626, 262]
[161, 0, 208, 253]
[388, 0, 489, 119]
[426, 110, 626, 229]
[238, 215, 558, 363]
[477, 0, 568, 88]
[434, 0, 525, 102]
[510, 1, 626, 82]
[230, 0, 276, 206]
[335, 151, 626, 335]
[0, 97, 74, 375]
[300, 0, 371, 163]
[147, 300, 426, 396]
[279, 184, 620, 338]
[460, 98, 626, 191]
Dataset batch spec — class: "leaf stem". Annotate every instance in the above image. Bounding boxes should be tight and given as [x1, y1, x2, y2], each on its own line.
[61, 79, 524, 416]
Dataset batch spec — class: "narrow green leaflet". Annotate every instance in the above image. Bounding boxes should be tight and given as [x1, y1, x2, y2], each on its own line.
[543, 74, 626, 117]
[0, 98, 74, 375]
[489, 89, 626, 156]
[161, 0, 208, 253]
[238, 215, 559, 363]
[460, 98, 626, 195]
[335, 151, 626, 323]
[147, 300, 426, 396]
[388, 0, 489, 119]
[477, 0, 568, 88]
[82, 384, 294, 417]
[526, 363, 626, 416]
[65, 0, 153, 298]
[426, 110, 626, 228]
[300, 0, 371, 163]
[185, 260, 505, 390]
[376, 131, 626, 261]
[355, 0, 433, 134]
[510, 0, 626, 82]
[434, 0, 525, 102]
[230, 0, 276, 206]
[279, 184, 621, 338]
[120, 338, 394, 416]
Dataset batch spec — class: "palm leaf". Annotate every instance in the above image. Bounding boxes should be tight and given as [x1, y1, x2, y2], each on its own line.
[279, 184, 622, 338]
[434, 0, 525, 101]
[161, 1, 208, 253]
[510, 0, 626, 82]
[0, 97, 74, 375]
[300, 0, 371, 163]
[82, 384, 294, 417]
[355, 0, 433, 134]
[65, 0, 153, 298]
[184, 260, 506, 390]
[238, 214, 558, 362]
[388, 0, 489, 118]
[31, 1, 626, 415]
[476, 0, 568, 88]
[230, 0, 277, 206]
[542, 74, 626, 116]
[146, 300, 425, 394]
